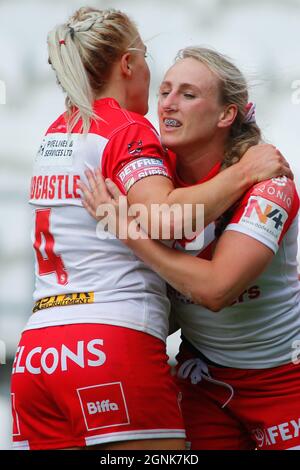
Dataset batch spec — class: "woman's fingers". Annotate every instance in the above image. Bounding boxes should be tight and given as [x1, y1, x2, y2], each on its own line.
[79, 168, 116, 221]
[78, 180, 96, 213]
[95, 168, 110, 197]
[79, 170, 130, 233]
[81, 197, 95, 218]
[85, 168, 112, 202]
[280, 157, 294, 180]
[84, 169, 98, 194]
[283, 165, 294, 180]
[105, 178, 122, 201]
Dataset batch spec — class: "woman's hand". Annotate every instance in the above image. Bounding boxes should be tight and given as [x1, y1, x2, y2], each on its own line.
[79, 168, 120, 220]
[78, 169, 124, 238]
[78, 169, 140, 240]
[239, 144, 293, 184]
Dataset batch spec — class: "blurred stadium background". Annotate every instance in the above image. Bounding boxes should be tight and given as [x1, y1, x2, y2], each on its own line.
[0, 0, 299, 449]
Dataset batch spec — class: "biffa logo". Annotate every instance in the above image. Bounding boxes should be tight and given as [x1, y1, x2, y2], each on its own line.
[87, 400, 119, 414]
[77, 382, 130, 431]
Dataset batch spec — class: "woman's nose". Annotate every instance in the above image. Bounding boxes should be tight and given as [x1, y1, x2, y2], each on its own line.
[162, 96, 178, 112]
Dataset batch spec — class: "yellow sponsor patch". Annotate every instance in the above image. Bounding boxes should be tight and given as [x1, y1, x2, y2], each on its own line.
[33, 292, 94, 313]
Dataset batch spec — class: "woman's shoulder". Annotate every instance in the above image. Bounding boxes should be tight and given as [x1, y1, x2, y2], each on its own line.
[92, 98, 158, 138]
[249, 177, 298, 208]
[45, 112, 67, 135]
[234, 176, 299, 230]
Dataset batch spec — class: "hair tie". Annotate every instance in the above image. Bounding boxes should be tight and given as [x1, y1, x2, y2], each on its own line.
[59, 39, 66, 45]
[244, 102, 256, 124]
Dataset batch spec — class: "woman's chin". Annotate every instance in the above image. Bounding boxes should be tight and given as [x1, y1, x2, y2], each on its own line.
[161, 136, 180, 152]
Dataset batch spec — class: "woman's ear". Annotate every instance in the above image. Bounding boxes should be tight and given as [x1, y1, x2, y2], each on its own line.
[218, 104, 238, 129]
[120, 52, 132, 78]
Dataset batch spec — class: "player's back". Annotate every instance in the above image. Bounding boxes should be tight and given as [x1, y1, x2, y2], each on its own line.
[27, 99, 170, 341]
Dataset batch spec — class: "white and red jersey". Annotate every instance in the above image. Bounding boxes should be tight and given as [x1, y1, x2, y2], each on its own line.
[170, 163, 300, 368]
[26, 98, 173, 341]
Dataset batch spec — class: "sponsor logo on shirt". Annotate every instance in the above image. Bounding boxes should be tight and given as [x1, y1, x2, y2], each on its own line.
[241, 196, 288, 244]
[77, 382, 129, 431]
[253, 178, 293, 211]
[271, 176, 288, 187]
[127, 140, 143, 155]
[35, 136, 75, 166]
[33, 292, 94, 312]
[252, 418, 300, 448]
[230, 285, 261, 305]
[116, 157, 170, 192]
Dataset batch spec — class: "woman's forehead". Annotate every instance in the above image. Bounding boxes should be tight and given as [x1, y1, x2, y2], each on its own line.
[161, 58, 219, 91]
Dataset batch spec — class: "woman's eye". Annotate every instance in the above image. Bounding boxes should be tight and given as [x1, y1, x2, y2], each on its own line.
[160, 91, 170, 97]
[184, 93, 195, 99]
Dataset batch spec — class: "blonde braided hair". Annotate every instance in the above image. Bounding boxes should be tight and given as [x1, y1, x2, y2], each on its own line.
[47, 7, 140, 133]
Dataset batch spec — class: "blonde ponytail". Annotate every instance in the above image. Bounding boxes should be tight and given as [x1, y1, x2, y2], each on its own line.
[47, 7, 140, 133]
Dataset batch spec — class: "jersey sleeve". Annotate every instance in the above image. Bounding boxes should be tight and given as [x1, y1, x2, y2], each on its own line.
[101, 122, 173, 194]
[225, 177, 299, 253]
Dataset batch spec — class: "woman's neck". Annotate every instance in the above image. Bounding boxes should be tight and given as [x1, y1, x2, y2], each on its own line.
[94, 68, 127, 108]
[95, 86, 125, 108]
[175, 145, 224, 184]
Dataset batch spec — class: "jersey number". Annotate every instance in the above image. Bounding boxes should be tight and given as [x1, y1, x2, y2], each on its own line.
[34, 209, 69, 285]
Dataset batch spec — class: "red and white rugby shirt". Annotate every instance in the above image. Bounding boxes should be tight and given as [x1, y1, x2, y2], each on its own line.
[26, 98, 173, 341]
[170, 164, 300, 368]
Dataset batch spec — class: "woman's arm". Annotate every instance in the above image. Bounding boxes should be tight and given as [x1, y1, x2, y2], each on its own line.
[128, 144, 292, 232]
[80, 174, 274, 312]
[83, 144, 292, 239]
[123, 229, 273, 312]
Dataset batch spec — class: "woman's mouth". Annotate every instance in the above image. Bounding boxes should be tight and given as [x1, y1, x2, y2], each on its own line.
[164, 118, 182, 128]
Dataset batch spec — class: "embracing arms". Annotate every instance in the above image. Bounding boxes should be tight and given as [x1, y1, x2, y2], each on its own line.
[127, 144, 291, 231]
[82, 144, 292, 239]
[79, 171, 287, 312]
[120, 229, 273, 312]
